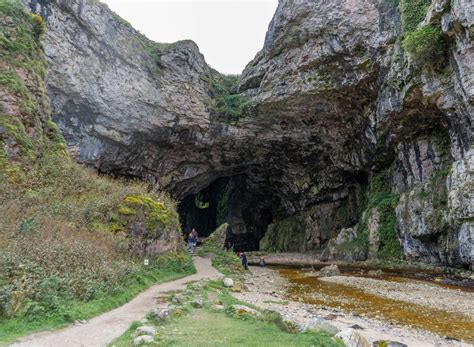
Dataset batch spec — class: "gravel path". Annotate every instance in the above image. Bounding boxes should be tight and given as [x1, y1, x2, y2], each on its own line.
[11, 256, 222, 347]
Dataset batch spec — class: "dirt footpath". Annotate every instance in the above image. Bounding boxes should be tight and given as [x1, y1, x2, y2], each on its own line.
[12, 257, 222, 347]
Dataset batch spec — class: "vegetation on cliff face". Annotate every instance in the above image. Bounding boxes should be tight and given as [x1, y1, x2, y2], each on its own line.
[209, 74, 254, 123]
[0, 1, 192, 342]
[400, 0, 447, 68]
[399, 0, 432, 33]
[403, 24, 447, 69]
[365, 172, 402, 260]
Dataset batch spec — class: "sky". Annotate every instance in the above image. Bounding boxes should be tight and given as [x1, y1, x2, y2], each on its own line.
[100, 0, 278, 74]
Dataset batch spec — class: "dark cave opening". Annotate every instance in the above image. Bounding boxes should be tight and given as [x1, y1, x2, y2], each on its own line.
[177, 175, 273, 252]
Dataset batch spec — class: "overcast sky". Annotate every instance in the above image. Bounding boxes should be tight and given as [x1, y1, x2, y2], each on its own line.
[100, 0, 278, 74]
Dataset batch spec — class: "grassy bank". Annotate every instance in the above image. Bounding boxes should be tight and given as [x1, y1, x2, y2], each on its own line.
[0, 1, 191, 344]
[0, 253, 195, 345]
[111, 280, 341, 347]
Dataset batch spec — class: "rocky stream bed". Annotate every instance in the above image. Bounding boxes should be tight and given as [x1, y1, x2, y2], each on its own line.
[233, 265, 474, 347]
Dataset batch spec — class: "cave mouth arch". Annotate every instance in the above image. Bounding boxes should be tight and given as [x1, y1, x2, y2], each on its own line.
[177, 175, 273, 252]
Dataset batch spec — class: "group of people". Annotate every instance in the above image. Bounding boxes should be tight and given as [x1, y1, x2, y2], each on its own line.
[186, 228, 267, 270]
[237, 251, 266, 270]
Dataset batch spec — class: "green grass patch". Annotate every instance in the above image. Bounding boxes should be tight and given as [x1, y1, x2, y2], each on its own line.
[111, 285, 341, 347]
[0, 255, 195, 345]
[198, 247, 243, 277]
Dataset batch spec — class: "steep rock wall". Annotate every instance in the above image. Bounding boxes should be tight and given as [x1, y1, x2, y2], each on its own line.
[243, 0, 473, 267]
[23, 0, 474, 267]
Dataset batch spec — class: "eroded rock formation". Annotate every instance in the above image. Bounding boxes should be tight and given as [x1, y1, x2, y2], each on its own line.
[23, 0, 473, 267]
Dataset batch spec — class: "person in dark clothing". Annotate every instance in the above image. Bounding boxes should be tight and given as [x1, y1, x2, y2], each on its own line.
[187, 228, 198, 253]
[241, 252, 249, 270]
[259, 256, 266, 267]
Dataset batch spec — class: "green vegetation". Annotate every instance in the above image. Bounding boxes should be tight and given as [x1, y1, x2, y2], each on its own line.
[335, 229, 369, 258]
[400, 0, 432, 33]
[417, 166, 450, 231]
[367, 172, 402, 260]
[111, 280, 341, 347]
[209, 74, 254, 123]
[0, 1, 192, 343]
[198, 241, 243, 276]
[0, 253, 194, 344]
[403, 24, 447, 68]
[194, 192, 210, 209]
[399, 0, 448, 69]
[260, 213, 308, 253]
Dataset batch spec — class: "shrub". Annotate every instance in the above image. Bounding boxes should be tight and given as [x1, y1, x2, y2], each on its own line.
[29, 13, 46, 36]
[209, 74, 254, 123]
[400, 0, 432, 33]
[403, 24, 447, 68]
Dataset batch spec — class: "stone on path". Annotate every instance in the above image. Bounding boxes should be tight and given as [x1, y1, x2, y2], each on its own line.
[223, 277, 234, 287]
[335, 328, 370, 347]
[135, 325, 156, 336]
[151, 308, 171, 322]
[192, 298, 204, 308]
[133, 335, 154, 345]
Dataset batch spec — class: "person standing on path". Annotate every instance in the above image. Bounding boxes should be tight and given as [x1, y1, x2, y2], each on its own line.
[241, 252, 249, 270]
[188, 228, 198, 253]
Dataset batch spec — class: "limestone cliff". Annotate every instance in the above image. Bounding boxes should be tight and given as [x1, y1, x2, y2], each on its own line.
[22, 0, 473, 268]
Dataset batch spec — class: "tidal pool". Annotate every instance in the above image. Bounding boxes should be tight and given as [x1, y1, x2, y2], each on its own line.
[278, 267, 474, 343]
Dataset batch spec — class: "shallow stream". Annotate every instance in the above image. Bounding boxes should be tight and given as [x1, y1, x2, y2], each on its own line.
[278, 266, 474, 343]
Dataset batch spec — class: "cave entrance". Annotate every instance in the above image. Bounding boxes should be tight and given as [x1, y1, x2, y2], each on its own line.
[177, 175, 273, 252]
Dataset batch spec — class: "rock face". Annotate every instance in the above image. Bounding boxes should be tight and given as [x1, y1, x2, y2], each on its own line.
[22, 0, 473, 267]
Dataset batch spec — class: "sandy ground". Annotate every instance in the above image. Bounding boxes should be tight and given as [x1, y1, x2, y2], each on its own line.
[233, 266, 473, 347]
[320, 276, 474, 320]
[11, 257, 222, 347]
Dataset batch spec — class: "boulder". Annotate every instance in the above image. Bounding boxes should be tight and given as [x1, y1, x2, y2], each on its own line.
[133, 335, 154, 345]
[318, 264, 341, 277]
[192, 298, 204, 308]
[211, 304, 225, 311]
[280, 314, 305, 333]
[230, 305, 261, 317]
[223, 277, 234, 287]
[135, 325, 156, 336]
[372, 341, 407, 347]
[204, 223, 229, 250]
[303, 318, 340, 335]
[151, 308, 171, 322]
[230, 282, 243, 292]
[335, 328, 370, 347]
